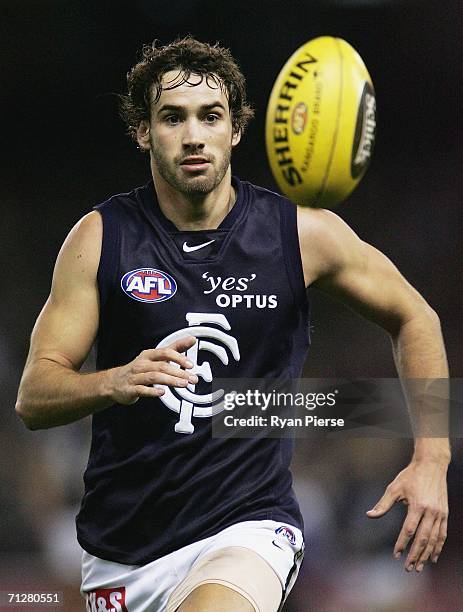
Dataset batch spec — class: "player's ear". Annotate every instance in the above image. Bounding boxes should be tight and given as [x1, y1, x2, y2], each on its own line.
[136, 120, 151, 151]
[231, 127, 241, 148]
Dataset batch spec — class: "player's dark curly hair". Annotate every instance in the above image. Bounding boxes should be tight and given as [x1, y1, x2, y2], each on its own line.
[120, 36, 254, 142]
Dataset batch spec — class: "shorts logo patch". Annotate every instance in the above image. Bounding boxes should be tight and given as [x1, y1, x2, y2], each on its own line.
[275, 525, 296, 545]
[121, 268, 177, 303]
[86, 587, 128, 612]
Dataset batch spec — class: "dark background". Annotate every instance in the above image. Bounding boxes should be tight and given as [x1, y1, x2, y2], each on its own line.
[1, 1, 462, 610]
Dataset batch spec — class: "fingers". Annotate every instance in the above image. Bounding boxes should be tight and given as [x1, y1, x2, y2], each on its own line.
[369, 463, 449, 574]
[120, 384, 166, 405]
[134, 385, 166, 399]
[366, 485, 398, 518]
[397, 502, 448, 572]
[118, 339, 199, 403]
[133, 367, 198, 388]
[404, 508, 438, 572]
[415, 518, 441, 571]
[168, 336, 197, 353]
[431, 516, 447, 563]
[141, 338, 196, 369]
[393, 506, 424, 560]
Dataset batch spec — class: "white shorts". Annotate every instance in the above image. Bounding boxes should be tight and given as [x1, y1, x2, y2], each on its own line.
[81, 520, 304, 612]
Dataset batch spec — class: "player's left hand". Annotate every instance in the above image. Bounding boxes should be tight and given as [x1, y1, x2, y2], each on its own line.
[365, 459, 449, 572]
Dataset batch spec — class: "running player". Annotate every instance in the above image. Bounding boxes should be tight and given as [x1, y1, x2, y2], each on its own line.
[16, 37, 450, 612]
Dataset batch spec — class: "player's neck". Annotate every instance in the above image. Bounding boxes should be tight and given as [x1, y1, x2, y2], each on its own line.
[152, 167, 236, 231]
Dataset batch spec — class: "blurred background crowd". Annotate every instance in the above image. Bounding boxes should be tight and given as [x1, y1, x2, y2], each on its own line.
[1, 0, 462, 610]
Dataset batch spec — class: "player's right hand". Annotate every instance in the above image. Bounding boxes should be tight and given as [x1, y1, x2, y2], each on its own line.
[106, 336, 198, 405]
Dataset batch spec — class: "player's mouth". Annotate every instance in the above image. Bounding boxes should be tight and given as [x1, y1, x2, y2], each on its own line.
[180, 156, 211, 171]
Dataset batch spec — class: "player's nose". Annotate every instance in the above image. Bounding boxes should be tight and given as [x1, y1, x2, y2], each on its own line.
[181, 118, 205, 149]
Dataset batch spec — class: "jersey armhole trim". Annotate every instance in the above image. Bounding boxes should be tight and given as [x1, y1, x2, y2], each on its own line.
[280, 199, 310, 315]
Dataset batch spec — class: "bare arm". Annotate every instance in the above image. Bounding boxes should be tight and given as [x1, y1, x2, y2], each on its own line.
[298, 206, 450, 571]
[16, 211, 197, 430]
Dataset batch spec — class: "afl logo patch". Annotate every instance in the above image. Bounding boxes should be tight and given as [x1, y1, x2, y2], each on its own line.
[275, 525, 296, 545]
[121, 268, 177, 303]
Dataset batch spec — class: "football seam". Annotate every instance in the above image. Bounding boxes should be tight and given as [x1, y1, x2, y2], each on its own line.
[315, 36, 344, 207]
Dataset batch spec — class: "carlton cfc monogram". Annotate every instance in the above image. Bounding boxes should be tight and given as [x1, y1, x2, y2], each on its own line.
[155, 313, 240, 434]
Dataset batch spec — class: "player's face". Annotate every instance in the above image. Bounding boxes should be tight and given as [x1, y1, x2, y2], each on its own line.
[142, 71, 241, 196]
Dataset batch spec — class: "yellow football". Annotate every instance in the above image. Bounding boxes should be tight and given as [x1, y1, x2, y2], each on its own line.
[265, 36, 376, 208]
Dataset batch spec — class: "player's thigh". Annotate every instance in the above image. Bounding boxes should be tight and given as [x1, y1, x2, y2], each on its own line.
[176, 583, 254, 611]
[166, 545, 283, 612]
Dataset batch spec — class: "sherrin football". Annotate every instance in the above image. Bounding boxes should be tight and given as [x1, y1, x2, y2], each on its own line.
[265, 36, 376, 208]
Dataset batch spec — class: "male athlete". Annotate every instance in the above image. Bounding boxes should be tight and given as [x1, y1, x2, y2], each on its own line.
[16, 37, 450, 612]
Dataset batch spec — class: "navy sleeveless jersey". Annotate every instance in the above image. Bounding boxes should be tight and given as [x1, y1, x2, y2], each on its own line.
[76, 176, 310, 565]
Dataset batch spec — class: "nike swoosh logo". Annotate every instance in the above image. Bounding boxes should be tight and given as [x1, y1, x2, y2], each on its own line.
[272, 540, 284, 550]
[182, 239, 216, 253]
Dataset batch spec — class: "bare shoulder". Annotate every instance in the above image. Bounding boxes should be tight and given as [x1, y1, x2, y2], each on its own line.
[297, 206, 365, 286]
[57, 211, 103, 278]
[52, 210, 103, 295]
[60, 210, 102, 256]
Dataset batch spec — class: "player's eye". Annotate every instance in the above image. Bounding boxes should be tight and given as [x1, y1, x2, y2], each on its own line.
[205, 113, 220, 123]
[165, 115, 181, 125]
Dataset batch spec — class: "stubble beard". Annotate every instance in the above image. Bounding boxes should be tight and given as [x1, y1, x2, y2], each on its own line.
[151, 137, 232, 196]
